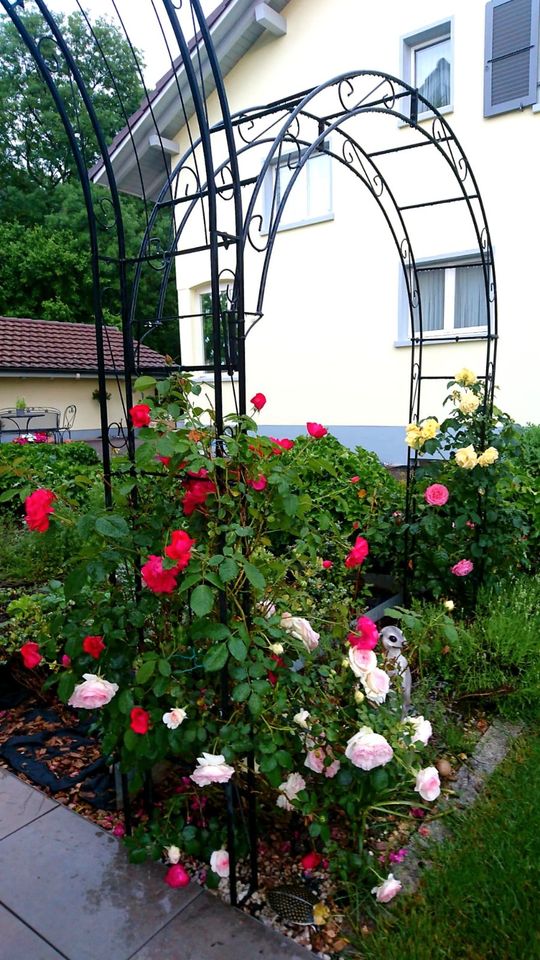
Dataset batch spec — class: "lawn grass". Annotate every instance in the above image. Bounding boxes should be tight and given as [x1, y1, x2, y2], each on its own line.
[352, 731, 540, 960]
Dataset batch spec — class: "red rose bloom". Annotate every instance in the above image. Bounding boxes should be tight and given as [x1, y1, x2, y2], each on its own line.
[270, 437, 295, 454]
[25, 489, 56, 532]
[267, 652, 286, 687]
[345, 535, 369, 568]
[82, 635, 106, 659]
[347, 616, 379, 650]
[157, 455, 171, 467]
[165, 530, 196, 570]
[306, 422, 328, 439]
[250, 392, 267, 411]
[129, 404, 151, 428]
[130, 707, 150, 735]
[20, 642, 42, 669]
[301, 851, 323, 871]
[141, 555, 179, 594]
[248, 474, 267, 491]
[164, 864, 190, 888]
[322, 559, 333, 569]
[181, 475, 217, 516]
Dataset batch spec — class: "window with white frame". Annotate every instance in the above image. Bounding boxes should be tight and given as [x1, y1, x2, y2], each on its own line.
[199, 288, 229, 365]
[264, 143, 333, 231]
[401, 20, 453, 116]
[398, 256, 489, 341]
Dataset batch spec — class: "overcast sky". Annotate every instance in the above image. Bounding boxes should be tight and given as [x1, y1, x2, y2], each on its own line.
[49, 0, 218, 86]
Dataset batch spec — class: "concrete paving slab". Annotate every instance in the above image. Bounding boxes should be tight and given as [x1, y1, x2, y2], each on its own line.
[0, 905, 67, 960]
[128, 889, 313, 960]
[0, 768, 57, 840]
[0, 804, 202, 960]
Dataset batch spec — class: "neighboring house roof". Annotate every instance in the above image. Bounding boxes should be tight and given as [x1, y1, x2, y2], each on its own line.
[90, 0, 289, 200]
[0, 317, 169, 375]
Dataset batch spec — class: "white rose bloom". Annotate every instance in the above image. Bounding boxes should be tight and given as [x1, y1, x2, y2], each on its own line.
[403, 715, 432, 746]
[293, 709, 310, 729]
[348, 647, 377, 678]
[443, 599, 455, 611]
[162, 707, 187, 730]
[165, 845, 181, 864]
[280, 613, 320, 652]
[278, 771, 306, 802]
[269, 642, 284, 655]
[360, 667, 390, 705]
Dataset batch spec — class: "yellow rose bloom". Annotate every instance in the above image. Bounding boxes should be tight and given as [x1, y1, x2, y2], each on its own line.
[455, 367, 477, 386]
[405, 423, 424, 449]
[457, 389, 481, 415]
[455, 444, 478, 469]
[477, 446, 499, 467]
[421, 418, 440, 440]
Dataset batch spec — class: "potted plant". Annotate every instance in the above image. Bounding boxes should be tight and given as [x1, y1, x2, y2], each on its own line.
[15, 397, 27, 412]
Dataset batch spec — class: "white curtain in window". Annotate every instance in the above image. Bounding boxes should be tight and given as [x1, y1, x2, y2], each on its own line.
[454, 265, 488, 328]
[418, 268, 444, 331]
[416, 39, 451, 108]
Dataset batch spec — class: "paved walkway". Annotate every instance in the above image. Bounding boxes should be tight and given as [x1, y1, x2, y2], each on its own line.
[0, 768, 312, 960]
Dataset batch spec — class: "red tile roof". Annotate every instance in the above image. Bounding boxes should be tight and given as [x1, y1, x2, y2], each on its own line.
[0, 317, 170, 374]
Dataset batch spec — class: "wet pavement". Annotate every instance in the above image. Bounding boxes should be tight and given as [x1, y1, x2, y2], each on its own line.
[0, 768, 312, 960]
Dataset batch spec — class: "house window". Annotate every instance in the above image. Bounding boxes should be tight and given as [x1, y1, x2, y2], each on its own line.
[484, 0, 540, 117]
[401, 20, 453, 117]
[264, 143, 333, 231]
[200, 289, 229, 365]
[397, 256, 490, 343]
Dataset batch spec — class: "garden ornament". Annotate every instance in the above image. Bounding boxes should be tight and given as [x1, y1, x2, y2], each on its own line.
[267, 884, 320, 924]
[380, 626, 411, 716]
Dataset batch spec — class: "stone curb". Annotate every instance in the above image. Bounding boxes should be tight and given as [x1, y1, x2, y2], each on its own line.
[393, 719, 524, 893]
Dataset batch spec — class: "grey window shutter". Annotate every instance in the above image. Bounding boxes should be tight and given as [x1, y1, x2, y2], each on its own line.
[484, 0, 540, 116]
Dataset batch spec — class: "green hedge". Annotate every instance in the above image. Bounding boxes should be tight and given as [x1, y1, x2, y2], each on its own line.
[0, 441, 100, 509]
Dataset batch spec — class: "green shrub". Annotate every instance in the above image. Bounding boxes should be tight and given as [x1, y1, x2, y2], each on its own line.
[0, 515, 75, 585]
[0, 441, 100, 510]
[509, 423, 540, 564]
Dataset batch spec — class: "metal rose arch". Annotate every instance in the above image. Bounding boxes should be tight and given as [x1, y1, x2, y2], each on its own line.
[0, 0, 497, 906]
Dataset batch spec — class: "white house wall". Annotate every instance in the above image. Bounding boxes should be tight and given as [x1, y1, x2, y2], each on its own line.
[171, 0, 539, 462]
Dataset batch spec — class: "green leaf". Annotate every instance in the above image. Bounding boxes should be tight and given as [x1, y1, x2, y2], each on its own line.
[133, 375, 157, 391]
[219, 558, 239, 582]
[0, 488, 18, 502]
[57, 671, 76, 703]
[117, 689, 134, 715]
[248, 692, 263, 716]
[231, 681, 251, 702]
[136, 660, 156, 684]
[64, 565, 88, 600]
[123, 728, 139, 752]
[129, 848, 149, 864]
[158, 659, 172, 677]
[228, 635, 247, 662]
[242, 560, 266, 591]
[190, 584, 215, 618]
[202, 643, 229, 672]
[95, 515, 130, 540]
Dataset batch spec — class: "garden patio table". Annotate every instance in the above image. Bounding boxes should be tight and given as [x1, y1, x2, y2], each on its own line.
[0, 408, 60, 440]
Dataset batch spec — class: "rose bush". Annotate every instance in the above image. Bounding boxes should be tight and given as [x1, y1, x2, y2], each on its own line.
[404, 371, 529, 606]
[9, 373, 436, 903]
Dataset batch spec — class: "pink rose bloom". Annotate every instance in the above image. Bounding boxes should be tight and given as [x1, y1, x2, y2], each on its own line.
[324, 758, 341, 779]
[451, 558, 474, 577]
[348, 615, 379, 650]
[190, 753, 234, 787]
[350, 476, 360, 483]
[345, 536, 369, 568]
[68, 673, 119, 709]
[415, 766, 441, 802]
[112, 823, 126, 838]
[304, 748, 325, 774]
[210, 849, 230, 878]
[164, 864, 190, 888]
[61, 654, 71, 668]
[361, 667, 390, 705]
[372, 873, 402, 903]
[345, 727, 393, 770]
[348, 647, 377, 677]
[306, 422, 328, 439]
[280, 613, 319, 652]
[322, 559, 333, 569]
[248, 474, 267, 491]
[424, 483, 449, 506]
[277, 772, 306, 810]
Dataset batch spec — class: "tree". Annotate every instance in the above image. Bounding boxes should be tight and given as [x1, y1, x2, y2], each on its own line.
[0, 8, 180, 359]
[0, 8, 144, 196]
